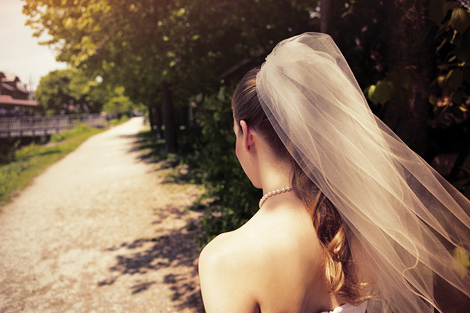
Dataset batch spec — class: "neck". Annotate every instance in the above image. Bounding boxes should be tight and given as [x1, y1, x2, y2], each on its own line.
[250, 134, 293, 197]
[259, 158, 293, 196]
[259, 186, 293, 208]
[256, 154, 303, 211]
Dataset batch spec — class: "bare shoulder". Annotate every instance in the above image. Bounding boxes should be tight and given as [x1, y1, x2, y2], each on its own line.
[199, 231, 237, 260]
[199, 229, 263, 285]
[199, 230, 253, 269]
[198, 231, 260, 313]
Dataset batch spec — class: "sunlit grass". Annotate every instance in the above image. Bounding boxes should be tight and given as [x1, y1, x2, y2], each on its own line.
[106, 115, 130, 126]
[0, 123, 105, 206]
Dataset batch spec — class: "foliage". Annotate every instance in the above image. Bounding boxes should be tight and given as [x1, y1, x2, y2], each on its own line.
[35, 69, 105, 115]
[106, 115, 131, 126]
[0, 124, 103, 206]
[22, 0, 318, 131]
[360, 0, 470, 130]
[193, 1, 470, 242]
[35, 69, 76, 115]
[35, 68, 138, 116]
[102, 86, 141, 116]
[193, 87, 261, 243]
[0, 139, 20, 165]
[22, 0, 470, 242]
[328, 0, 470, 195]
[50, 122, 96, 142]
[428, 2, 470, 198]
[428, 0, 470, 128]
[22, 0, 319, 239]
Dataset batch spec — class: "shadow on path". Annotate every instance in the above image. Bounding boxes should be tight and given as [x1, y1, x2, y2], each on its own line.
[127, 131, 202, 186]
[96, 128, 206, 312]
[100, 203, 205, 313]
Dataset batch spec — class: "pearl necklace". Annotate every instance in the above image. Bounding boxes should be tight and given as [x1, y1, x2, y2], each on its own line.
[259, 186, 293, 208]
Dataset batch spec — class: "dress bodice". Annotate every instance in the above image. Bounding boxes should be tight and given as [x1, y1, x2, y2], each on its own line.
[321, 302, 367, 313]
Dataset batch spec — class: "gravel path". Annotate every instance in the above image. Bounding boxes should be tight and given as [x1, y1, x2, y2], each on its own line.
[0, 117, 205, 313]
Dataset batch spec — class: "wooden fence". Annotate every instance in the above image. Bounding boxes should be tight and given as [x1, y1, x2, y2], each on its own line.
[0, 114, 106, 138]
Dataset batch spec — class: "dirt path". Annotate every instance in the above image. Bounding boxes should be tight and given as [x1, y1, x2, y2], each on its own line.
[0, 117, 205, 313]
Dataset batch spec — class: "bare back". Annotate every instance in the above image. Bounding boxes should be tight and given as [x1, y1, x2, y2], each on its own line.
[199, 197, 341, 313]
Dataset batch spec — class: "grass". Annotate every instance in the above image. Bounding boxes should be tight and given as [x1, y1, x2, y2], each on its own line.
[106, 115, 130, 126]
[0, 123, 105, 206]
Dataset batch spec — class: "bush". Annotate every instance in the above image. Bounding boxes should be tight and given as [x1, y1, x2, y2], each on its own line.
[0, 139, 20, 165]
[194, 86, 261, 244]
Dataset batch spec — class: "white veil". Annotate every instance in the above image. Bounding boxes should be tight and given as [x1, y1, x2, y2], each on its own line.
[256, 32, 470, 313]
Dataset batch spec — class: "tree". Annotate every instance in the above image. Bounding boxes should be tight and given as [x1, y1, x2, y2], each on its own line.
[35, 68, 124, 115]
[381, 0, 434, 157]
[35, 69, 108, 115]
[320, 0, 470, 163]
[23, 0, 318, 152]
[35, 70, 76, 115]
[102, 86, 140, 116]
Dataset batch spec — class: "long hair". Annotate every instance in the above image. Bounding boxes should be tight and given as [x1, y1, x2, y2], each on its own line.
[232, 68, 367, 304]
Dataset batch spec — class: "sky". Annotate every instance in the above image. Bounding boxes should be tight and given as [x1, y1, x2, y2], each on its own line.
[0, 0, 67, 91]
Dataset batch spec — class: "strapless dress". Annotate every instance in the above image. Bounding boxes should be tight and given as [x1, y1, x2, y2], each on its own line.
[321, 301, 368, 313]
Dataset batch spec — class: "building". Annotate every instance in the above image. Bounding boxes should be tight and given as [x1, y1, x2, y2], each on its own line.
[0, 72, 39, 117]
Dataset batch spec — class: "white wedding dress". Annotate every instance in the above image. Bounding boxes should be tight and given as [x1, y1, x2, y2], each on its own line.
[321, 302, 368, 313]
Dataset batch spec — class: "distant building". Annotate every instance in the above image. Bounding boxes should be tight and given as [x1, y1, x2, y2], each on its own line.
[0, 72, 39, 117]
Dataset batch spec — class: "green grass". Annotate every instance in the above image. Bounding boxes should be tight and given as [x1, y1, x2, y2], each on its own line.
[0, 123, 105, 206]
[106, 115, 130, 126]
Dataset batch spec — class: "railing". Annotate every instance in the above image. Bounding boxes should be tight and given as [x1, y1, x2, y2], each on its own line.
[0, 114, 106, 138]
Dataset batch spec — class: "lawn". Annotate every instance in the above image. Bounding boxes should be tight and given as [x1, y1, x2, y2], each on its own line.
[0, 123, 105, 206]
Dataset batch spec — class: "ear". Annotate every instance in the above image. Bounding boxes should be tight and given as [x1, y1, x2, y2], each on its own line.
[239, 120, 255, 152]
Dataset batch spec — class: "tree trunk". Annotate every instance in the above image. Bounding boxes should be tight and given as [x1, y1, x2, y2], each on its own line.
[162, 81, 177, 153]
[320, 0, 334, 35]
[384, 0, 434, 157]
[320, 0, 342, 40]
[319, 0, 360, 54]
[148, 103, 156, 136]
[153, 101, 162, 140]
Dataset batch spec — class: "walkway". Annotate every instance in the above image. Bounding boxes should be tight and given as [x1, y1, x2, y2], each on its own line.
[0, 117, 204, 313]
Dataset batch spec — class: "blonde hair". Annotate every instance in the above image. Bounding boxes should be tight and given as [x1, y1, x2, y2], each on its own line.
[233, 68, 368, 304]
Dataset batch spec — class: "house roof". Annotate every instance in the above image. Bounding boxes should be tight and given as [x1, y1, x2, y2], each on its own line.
[0, 95, 38, 107]
[0, 71, 30, 94]
[0, 83, 16, 92]
[0, 71, 16, 81]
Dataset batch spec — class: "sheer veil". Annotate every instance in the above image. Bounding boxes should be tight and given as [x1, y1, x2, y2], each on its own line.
[256, 32, 470, 312]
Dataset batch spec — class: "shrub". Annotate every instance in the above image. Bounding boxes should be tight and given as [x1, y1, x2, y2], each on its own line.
[194, 86, 261, 244]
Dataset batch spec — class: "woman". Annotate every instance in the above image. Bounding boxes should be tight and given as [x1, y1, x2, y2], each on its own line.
[199, 33, 470, 313]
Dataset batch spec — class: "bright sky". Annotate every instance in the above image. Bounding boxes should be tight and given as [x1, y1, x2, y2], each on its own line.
[0, 0, 67, 91]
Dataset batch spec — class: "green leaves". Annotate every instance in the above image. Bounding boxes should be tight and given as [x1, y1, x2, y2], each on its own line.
[429, 0, 470, 34]
[194, 86, 260, 244]
[414, 0, 470, 129]
[35, 69, 128, 115]
[452, 247, 470, 279]
[103, 86, 139, 115]
[450, 7, 470, 34]
[366, 68, 411, 106]
[367, 80, 393, 105]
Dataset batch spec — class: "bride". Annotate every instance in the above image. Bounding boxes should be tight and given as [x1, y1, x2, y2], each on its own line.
[198, 33, 470, 313]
